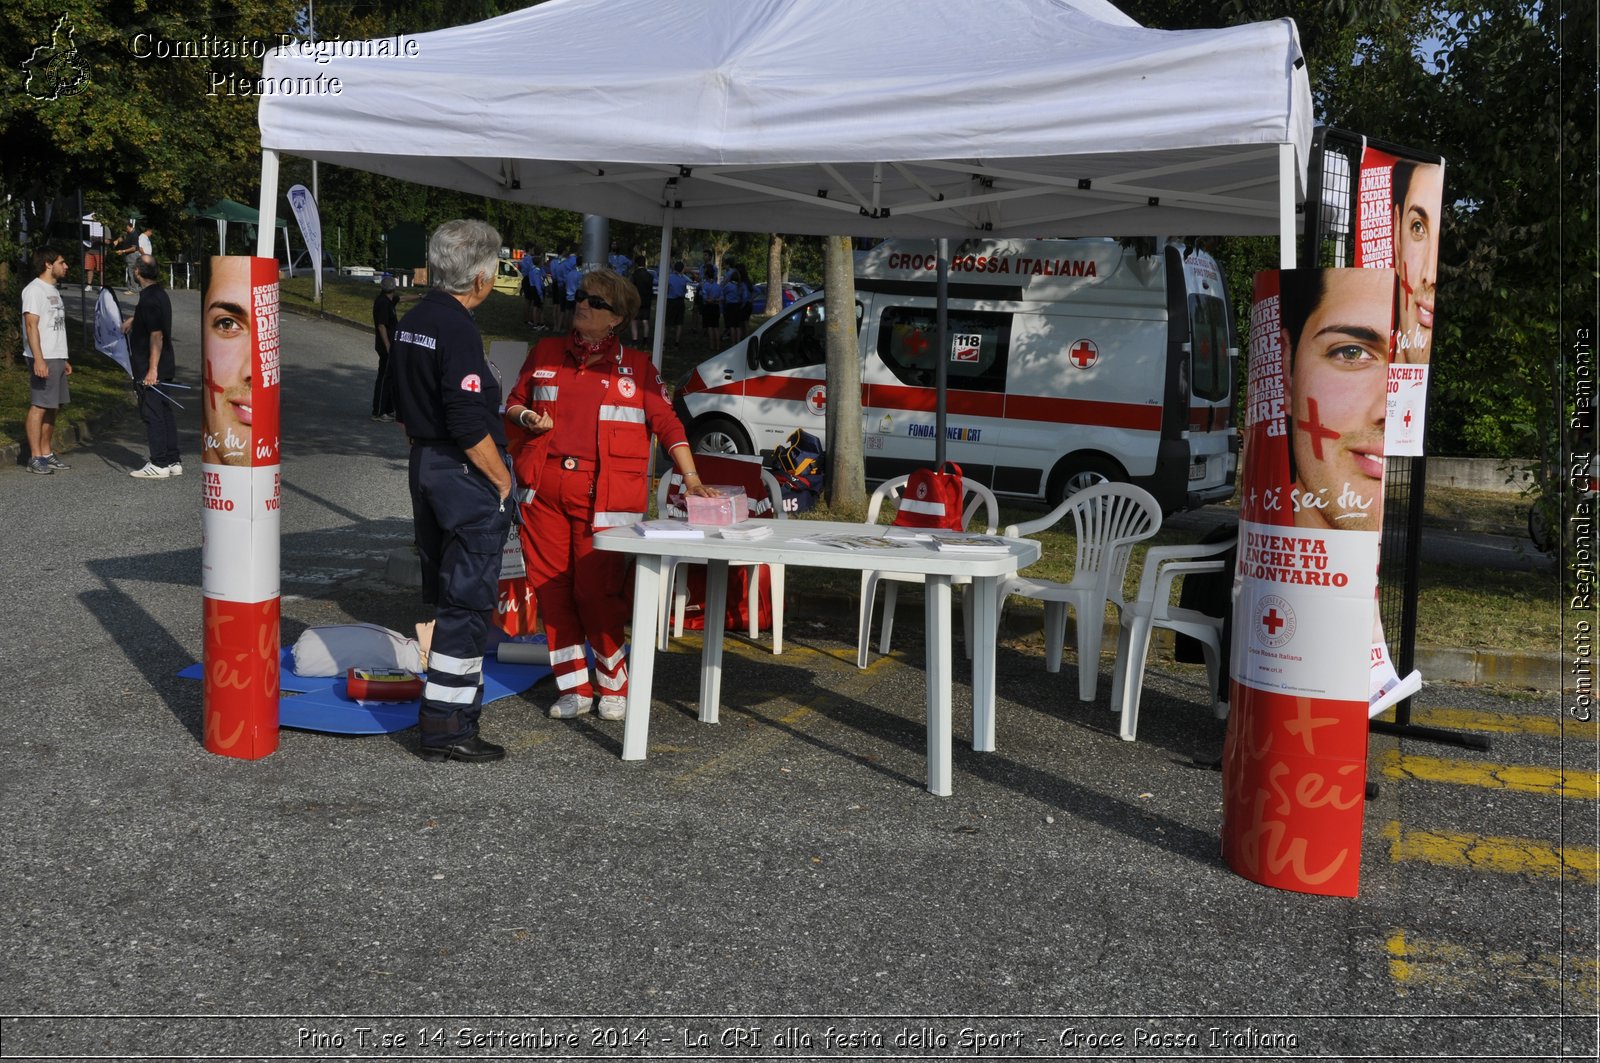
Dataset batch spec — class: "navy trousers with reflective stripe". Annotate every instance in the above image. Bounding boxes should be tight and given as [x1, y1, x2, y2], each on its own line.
[409, 443, 512, 745]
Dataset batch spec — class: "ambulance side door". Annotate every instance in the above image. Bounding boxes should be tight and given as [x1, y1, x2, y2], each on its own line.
[742, 296, 836, 455]
[861, 302, 1006, 488]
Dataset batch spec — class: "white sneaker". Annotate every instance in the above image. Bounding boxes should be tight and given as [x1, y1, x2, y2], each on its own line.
[130, 462, 170, 479]
[548, 692, 592, 719]
[597, 695, 627, 720]
[166, 462, 184, 476]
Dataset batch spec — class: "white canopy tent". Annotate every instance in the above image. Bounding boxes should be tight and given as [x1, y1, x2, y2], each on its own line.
[254, 0, 1312, 253]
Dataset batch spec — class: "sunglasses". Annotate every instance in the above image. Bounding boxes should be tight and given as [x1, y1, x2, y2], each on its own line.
[574, 289, 615, 312]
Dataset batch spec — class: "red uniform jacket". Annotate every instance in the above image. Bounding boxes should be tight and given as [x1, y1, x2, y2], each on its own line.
[505, 336, 689, 529]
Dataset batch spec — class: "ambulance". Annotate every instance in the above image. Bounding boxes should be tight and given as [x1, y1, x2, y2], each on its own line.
[673, 238, 1239, 512]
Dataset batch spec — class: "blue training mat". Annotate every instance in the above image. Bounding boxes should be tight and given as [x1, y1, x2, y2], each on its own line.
[177, 640, 553, 735]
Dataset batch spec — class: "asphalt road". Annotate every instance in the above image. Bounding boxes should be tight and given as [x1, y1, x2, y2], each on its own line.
[1, 289, 1594, 1061]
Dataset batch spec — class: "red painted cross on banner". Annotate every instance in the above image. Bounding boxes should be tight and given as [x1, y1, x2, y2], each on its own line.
[1261, 608, 1286, 635]
[1295, 397, 1340, 460]
[1069, 339, 1098, 369]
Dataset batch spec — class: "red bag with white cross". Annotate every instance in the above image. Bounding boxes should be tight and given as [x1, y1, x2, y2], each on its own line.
[892, 462, 965, 531]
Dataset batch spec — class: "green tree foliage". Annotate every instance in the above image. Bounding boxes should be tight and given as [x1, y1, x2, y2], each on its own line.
[0, 0, 549, 266]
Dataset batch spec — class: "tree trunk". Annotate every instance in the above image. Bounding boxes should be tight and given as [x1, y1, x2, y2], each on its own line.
[823, 235, 864, 509]
[766, 234, 784, 304]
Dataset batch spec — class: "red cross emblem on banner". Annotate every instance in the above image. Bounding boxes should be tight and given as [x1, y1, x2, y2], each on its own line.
[1255, 594, 1295, 647]
[1069, 339, 1098, 369]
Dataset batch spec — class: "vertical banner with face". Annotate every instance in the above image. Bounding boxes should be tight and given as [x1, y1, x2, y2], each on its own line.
[201, 256, 282, 759]
[1222, 268, 1395, 897]
[1353, 146, 1445, 454]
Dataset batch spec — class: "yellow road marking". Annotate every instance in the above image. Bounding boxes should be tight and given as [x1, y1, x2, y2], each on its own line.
[1386, 929, 1599, 1008]
[1382, 822, 1600, 883]
[669, 694, 828, 785]
[1377, 749, 1600, 799]
[1405, 706, 1598, 740]
[663, 633, 899, 673]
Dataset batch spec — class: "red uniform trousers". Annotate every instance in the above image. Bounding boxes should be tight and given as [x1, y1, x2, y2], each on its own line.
[520, 459, 630, 700]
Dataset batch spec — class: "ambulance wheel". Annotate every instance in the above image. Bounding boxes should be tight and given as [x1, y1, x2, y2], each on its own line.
[1047, 456, 1123, 507]
[689, 417, 752, 456]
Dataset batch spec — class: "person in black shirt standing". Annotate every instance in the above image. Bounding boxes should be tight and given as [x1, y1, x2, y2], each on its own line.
[391, 219, 515, 763]
[371, 275, 401, 421]
[123, 256, 182, 478]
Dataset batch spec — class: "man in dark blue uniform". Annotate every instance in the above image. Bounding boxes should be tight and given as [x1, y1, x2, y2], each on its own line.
[391, 219, 515, 763]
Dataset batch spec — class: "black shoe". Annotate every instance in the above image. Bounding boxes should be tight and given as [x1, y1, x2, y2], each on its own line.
[418, 735, 506, 763]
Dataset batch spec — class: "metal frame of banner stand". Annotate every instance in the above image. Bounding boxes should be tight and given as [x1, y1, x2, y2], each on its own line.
[1303, 126, 1489, 753]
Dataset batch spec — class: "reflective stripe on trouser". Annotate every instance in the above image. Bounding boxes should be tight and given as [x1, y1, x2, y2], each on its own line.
[548, 640, 589, 693]
[518, 461, 630, 699]
[410, 444, 511, 744]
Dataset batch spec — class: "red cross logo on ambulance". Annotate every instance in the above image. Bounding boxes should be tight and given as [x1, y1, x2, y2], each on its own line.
[617, 377, 636, 399]
[1068, 339, 1098, 370]
[461, 373, 482, 392]
[805, 385, 827, 416]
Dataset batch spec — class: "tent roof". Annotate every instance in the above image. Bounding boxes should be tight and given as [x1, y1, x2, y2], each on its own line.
[258, 0, 1311, 238]
[195, 199, 288, 228]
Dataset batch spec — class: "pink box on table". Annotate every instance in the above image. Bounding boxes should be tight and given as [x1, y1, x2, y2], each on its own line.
[685, 486, 749, 526]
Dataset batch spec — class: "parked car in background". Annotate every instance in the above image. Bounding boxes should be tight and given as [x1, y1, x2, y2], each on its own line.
[276, 248, 337, 277]
[751, 281, 810, 315]
[492, 257, 524, 295]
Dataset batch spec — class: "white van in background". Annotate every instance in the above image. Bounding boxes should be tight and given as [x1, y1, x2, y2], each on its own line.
[673, 238, 1238, 513]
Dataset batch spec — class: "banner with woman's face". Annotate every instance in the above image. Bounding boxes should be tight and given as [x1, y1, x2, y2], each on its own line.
[1223, 267, 1396, 897]
[1352, 147, 1445, 454]
[200, 256, 282, 760]
[202, 256, 281, 467]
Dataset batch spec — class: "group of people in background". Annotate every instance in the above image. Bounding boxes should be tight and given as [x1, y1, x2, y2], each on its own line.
[20, 232, 180, 480]
[693, 259, 752, 348]
[510, 243, 753, 352]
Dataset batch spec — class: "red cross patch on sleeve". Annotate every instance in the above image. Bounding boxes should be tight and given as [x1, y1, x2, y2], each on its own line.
[461, 374, 482, 392]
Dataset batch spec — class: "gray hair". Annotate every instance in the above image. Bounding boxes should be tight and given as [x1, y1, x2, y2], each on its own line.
[428, 219, 501, 294]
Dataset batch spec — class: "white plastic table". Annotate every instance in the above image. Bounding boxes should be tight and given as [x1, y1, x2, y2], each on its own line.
[594, 520, 1039, 796]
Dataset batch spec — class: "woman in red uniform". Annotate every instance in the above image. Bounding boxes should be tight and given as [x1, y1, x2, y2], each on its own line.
[505, 268, 714, 720]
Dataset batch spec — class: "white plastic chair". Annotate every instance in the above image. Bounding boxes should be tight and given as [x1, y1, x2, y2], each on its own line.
[656, 461, 787, 654]
[999, 482, 1161, 701]
[1109, 536, 1234, 741]
[856, 474, 1000, 669]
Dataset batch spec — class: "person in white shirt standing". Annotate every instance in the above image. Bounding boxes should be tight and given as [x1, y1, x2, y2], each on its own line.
[22, 247, 72, 475]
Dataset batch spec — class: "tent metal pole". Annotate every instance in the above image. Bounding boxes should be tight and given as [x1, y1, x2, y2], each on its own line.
[1278, 142, 1297, 268]
[651, 206, 674, 372]
[934, 238, 949, 466]
[257, 150, 280, 259]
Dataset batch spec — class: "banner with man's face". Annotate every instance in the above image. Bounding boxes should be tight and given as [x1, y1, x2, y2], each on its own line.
[200, 256, 282, 760]
[1222, 268, 1396, 897]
